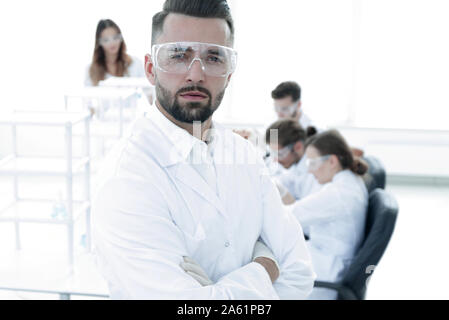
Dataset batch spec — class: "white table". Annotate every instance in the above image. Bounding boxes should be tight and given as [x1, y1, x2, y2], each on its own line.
[99, 77, 155, 105]
[64, 87, 139, 138]
[0, 250, 109, 300]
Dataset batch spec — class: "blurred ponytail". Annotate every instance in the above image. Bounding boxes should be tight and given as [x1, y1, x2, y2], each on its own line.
[306, 126, 317, 138]
[350, 157, 368, 175]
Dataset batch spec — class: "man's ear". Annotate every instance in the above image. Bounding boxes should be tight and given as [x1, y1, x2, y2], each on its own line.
[145, 54, 156, 85]
[297, 100, 302, 111]
[293, 141, 304, 154]
[224, 72, 233, 88]
[330, 154, 339, 168]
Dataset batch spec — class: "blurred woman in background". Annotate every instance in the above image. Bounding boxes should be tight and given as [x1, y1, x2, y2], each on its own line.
[286, 129, 369, 300]
[85, 19, 144, 86]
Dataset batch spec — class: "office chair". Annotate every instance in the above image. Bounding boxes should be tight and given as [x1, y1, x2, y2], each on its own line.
[313, 189, 399, 300]
[362, 156, 387, 193]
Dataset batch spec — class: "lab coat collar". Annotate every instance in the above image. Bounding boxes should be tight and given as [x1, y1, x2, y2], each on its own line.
[332, 169, 352, 183]
[143, 105, 228, 218]
[144, 105, 197, 167]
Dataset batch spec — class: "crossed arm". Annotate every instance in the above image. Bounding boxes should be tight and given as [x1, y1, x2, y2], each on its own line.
[92, 177, 315, 299]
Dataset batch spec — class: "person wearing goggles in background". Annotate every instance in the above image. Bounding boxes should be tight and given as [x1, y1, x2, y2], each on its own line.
[234, 81, 316, 161]
[92, 0, 315, 300]
[284, 129, 369, 300]
[271, 81, 317, 131]
[271, 81, 365, 159]
[265, 119, 322, 206]
[85, 19, 144, 86]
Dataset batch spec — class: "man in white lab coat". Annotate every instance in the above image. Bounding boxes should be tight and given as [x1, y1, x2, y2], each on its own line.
[265, 119, 321, 205]
[91, 0, 315, 299]
[271, 81, 316, 130]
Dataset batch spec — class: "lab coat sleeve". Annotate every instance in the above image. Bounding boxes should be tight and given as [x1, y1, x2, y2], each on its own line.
[258, 171, 316, 299]
[286, 183, 345, 229]
[92, 177, 279, 299]
[277, 172, 296, 197]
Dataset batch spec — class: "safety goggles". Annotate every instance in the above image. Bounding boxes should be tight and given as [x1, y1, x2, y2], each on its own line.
[305, 155, 331, 171]
[274, 143, 294, 161]
[99, 34, 123, 46]
[151, 41, 238, 77]
[274, 101, 299, 117]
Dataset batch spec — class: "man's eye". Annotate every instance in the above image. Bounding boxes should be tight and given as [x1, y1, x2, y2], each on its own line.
[169, 53, 187, 60]
[207, 55, 223, 63]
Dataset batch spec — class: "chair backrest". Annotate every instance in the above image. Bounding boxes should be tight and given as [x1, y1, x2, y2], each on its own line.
[340, 188, 398, 299]
[362, 156, 387, 192]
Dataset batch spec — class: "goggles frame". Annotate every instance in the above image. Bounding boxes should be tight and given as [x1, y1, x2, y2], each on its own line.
[151, 41, 238, 77]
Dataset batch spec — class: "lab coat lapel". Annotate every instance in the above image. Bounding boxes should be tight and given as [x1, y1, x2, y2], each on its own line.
[169, 162, 228, 218]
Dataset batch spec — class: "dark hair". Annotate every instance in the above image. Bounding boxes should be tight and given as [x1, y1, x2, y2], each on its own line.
[305, 129, 368, 175]
[271, 81, 301, 102]
[265, 119, 317, 147]
[89, 19, 131, 86]
[151, 0, 234, 46]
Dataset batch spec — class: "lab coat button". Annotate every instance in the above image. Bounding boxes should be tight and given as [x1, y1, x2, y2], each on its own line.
[224, 241, 230, 247]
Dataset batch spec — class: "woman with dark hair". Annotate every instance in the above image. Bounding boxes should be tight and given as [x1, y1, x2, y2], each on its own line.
[285, 129, 369, 300]
[85, 19, 144, 86]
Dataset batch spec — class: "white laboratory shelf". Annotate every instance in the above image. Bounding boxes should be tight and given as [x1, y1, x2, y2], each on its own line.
[64, 86, 138, 100]
[0, 110, 92, 269]
[0, 155, 90, 176]
[99, 76, 153, 89]
[0, 199, 90, 224]
[0, 110, 91, 127]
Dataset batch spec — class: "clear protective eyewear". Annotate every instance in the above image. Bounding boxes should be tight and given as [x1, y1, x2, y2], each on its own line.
[151, 41, 238, 77]
[275, 101, 299, 117]
[275, 143, 294, 161]
[99, 34, 123, 46]
[305, 155, 331, 171]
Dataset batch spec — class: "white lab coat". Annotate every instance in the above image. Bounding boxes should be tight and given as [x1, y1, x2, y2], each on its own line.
[84, 55, 145, 86]
[298, 110, 314, 131]
[277, 156, 322, 201]
[91, 105, 316, 299]
[286, 169, 368, 299]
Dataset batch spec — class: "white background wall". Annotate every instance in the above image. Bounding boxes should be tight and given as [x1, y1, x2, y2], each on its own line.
[1, 0, 448, 171]
[1, 0, 448, 128]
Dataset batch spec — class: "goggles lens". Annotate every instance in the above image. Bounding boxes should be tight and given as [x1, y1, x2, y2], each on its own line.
[305, 155, 331, 171]
[275, 102, 298, 117]
[152, 42, 237, 77]
[100, 34, 122, 46]
[275, 144, 294, 161]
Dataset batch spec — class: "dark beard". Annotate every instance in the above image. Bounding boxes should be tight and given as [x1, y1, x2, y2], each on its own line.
[156, 82, 225, 123]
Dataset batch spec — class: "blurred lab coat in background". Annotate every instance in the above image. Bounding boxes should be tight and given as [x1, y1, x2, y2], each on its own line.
[276, 156, 322, 201]
[286, 169, 368, 299]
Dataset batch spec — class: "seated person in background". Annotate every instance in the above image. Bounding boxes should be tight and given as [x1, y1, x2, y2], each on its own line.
[85, 19, 144, 86]
[265, 119, 321, 204]
[234, 81, 316, 144]
[271, 81, 364, 158]
[285, 129, 369, 300]
[272, 81, 316, 129]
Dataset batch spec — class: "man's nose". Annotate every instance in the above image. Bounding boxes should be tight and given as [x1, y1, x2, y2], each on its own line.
[185, 58, 205, 83]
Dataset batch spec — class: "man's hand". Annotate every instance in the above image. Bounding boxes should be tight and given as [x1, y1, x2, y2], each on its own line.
[252, 241, 280, 283]
[351, 147, 365, 158]
[233, 129, 252, 140]
[273, 178, 296, 205]
[180, 256, 213, 286]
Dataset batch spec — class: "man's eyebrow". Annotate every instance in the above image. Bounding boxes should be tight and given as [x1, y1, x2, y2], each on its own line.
[207, 48, 223, 55]
[169, 46, 193, 52]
